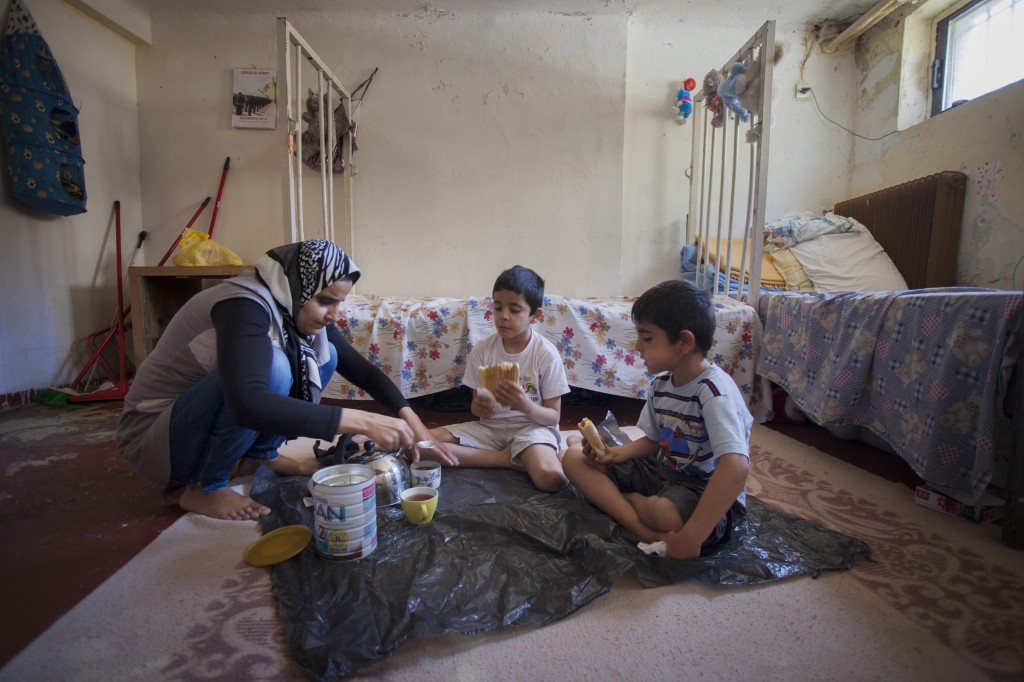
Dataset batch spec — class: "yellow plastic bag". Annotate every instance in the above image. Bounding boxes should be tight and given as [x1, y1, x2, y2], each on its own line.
[172, 229, 244, 266]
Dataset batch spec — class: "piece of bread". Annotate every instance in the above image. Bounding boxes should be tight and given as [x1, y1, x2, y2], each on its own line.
[578, 417, 606, 455]
[478, 362, 520, 394]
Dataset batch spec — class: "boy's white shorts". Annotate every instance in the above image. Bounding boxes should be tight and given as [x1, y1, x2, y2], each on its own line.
[442, 417, 561, 460]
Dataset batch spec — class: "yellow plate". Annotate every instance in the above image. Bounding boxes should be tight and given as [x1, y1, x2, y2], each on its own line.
[244, 525, 312, 567]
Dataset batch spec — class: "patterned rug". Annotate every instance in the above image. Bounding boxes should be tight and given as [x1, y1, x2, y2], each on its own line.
[1, 425, 1020, 681]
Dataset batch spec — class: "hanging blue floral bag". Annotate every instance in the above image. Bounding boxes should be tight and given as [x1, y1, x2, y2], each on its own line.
[0, 0, 87, 216]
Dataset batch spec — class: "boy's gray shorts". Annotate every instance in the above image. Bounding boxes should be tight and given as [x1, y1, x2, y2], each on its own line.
[605, 457, 739, 547]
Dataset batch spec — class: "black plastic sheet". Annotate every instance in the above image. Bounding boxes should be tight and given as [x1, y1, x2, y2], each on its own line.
[251, 443, 871, 680]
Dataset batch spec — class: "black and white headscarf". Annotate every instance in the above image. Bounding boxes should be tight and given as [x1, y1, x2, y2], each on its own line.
[255, 240, 360, 403]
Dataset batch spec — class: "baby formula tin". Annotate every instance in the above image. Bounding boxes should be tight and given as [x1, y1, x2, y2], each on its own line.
[310, 464, 378, 561]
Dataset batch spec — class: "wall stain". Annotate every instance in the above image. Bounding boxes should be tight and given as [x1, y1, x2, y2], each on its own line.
[483, 83, 526, 105]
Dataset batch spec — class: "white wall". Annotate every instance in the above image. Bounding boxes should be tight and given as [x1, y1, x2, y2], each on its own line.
[0, 0, 143, 397]
[136, 6, 861, 303]
[620, 16, 857, 295]
[135, 6, 627, 299]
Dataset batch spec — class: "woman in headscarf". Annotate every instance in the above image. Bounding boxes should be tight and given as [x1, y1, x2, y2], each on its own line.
[117, 240, 453, 520]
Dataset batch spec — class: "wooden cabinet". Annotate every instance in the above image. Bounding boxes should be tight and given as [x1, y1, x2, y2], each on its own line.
[128, 265, 252, 364]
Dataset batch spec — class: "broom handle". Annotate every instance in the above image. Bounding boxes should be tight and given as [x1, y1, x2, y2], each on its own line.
[207, 157, 230, 238]
[158, 197, 211, 267]
[73, 202, 127, 389]
[114, 201, 127, 387]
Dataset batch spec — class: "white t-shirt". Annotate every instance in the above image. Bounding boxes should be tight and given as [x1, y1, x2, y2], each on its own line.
[462, 330, 570, 420]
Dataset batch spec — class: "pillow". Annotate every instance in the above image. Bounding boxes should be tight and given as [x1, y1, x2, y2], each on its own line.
[700, 236, 786, 287]
[788, 230, 909, 292]
[768, 249, 814, 291]
[763, 211, 862, 253]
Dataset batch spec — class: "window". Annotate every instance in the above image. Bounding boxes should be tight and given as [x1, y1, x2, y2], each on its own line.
[932, 0, 1024, 115]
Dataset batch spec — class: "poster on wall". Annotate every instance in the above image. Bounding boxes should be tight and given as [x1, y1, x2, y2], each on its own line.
[231, 68, 276, 129]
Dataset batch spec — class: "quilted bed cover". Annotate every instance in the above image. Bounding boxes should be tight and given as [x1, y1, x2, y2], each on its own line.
[325, 293, 772, 422]
[757, 287, 1022, 500]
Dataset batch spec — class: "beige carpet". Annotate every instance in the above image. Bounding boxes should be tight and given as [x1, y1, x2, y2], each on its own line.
[2, 425, 1021, 681]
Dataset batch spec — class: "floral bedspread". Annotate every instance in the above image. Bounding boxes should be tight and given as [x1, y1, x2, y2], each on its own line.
[757, 288, 1022, 501]
[325, 293, 771, 422]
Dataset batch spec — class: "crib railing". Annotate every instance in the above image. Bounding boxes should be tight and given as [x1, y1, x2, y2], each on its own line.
[686, 20, 775, 310]
[277, 18, 353, 250]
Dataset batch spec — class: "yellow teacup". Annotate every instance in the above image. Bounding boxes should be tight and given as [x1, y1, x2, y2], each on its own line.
[400, 486, 438, 524]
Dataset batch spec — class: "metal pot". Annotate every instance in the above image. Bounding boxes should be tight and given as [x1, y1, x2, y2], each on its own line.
[345, 440, 411, 507]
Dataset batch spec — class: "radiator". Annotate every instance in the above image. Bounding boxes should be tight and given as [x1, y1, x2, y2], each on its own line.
[833, 171, 966, 290]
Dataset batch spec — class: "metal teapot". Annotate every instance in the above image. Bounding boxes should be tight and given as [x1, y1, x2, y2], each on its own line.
[345, 440, 411, 507]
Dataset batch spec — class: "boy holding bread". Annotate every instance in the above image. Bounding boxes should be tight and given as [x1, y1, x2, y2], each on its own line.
[563, 280, 752, 560]
[426, 265, 570, 492]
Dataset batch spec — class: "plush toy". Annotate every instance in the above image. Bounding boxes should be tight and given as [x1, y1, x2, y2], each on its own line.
[702, 69, 724, 128]
[717, 60, 751, 123]
[737, 41, 785, 118]
[672, 77, 696, 122]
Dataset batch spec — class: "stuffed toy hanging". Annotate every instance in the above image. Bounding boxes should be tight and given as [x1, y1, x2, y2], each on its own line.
[671, 77, 696, 123]
[300, 67, 378, 174]
[737, 41, 785, 117]
[0, 0, 87, 215]
[300, 88, 353, 174]
[717, 60, 751, 123]
[702, 69, 725, 128]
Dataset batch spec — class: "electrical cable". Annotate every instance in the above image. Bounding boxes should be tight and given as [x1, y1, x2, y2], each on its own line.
[808, 88, 900, 141]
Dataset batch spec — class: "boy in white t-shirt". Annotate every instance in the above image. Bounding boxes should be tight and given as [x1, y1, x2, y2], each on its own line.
[427, 266, 570, 492]
[562, 280, 752, 560]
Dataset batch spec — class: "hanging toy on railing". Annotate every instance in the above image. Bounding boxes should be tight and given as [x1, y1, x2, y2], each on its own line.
[702, 69, 725, 128]
[672, 77, 696, 123]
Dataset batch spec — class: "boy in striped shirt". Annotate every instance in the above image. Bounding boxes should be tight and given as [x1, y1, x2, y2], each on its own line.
[562, 280, 752, 560]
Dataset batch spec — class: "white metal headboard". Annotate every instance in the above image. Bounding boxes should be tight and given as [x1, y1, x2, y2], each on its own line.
[686, 20, 775, 309]
[277, 18, 354, 251]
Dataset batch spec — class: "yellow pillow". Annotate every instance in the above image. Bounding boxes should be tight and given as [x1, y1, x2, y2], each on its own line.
[769, 248, 814, 291]
[699, 236, 786, 287]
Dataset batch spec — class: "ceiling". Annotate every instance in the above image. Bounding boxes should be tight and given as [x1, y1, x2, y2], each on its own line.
[131, 0, 881, 27]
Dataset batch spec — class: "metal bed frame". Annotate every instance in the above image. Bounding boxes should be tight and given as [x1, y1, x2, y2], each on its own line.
[686, 20, 775, 310]
[277, 18, 354, 251]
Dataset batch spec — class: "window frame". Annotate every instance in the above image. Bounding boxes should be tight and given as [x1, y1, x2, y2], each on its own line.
[931, 0, 1020, 116]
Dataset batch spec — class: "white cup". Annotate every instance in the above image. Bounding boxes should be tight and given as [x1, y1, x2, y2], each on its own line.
[410, 460, 441, 489]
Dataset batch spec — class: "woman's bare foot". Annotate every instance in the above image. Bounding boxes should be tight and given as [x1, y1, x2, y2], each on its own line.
[180, 487, 270, 520]
[265, 453, 317, 477]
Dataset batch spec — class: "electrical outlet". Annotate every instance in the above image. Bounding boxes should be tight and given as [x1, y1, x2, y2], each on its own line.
[795, 82, 811, 100]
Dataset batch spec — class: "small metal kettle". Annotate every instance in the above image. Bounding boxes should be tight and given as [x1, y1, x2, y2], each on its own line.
[345, 440, 411, 507]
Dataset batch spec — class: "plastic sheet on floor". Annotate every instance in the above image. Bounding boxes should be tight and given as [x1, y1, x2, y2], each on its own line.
[250, 440, 871, 679]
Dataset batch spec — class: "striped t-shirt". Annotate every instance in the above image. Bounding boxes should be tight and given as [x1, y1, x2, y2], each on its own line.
[637, 364, 753, 506]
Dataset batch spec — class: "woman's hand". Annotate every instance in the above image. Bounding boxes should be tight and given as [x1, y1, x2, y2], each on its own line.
[338, 409, 414, 451]
[399, 407, 459, 466]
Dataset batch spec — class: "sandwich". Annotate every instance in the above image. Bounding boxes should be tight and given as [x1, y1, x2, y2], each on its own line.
[578, 417, 606, 455]
[477, 362, 520, 408]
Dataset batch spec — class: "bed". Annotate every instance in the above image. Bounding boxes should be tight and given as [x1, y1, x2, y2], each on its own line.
[752, 174, 1022, 503]
[275, 18, 774, 420]
[322, 292, 773, 422]
[684, 23, 1022, 528]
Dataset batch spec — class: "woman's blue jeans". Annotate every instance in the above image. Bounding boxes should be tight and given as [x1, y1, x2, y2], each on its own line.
[167, 344, 337, 492]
